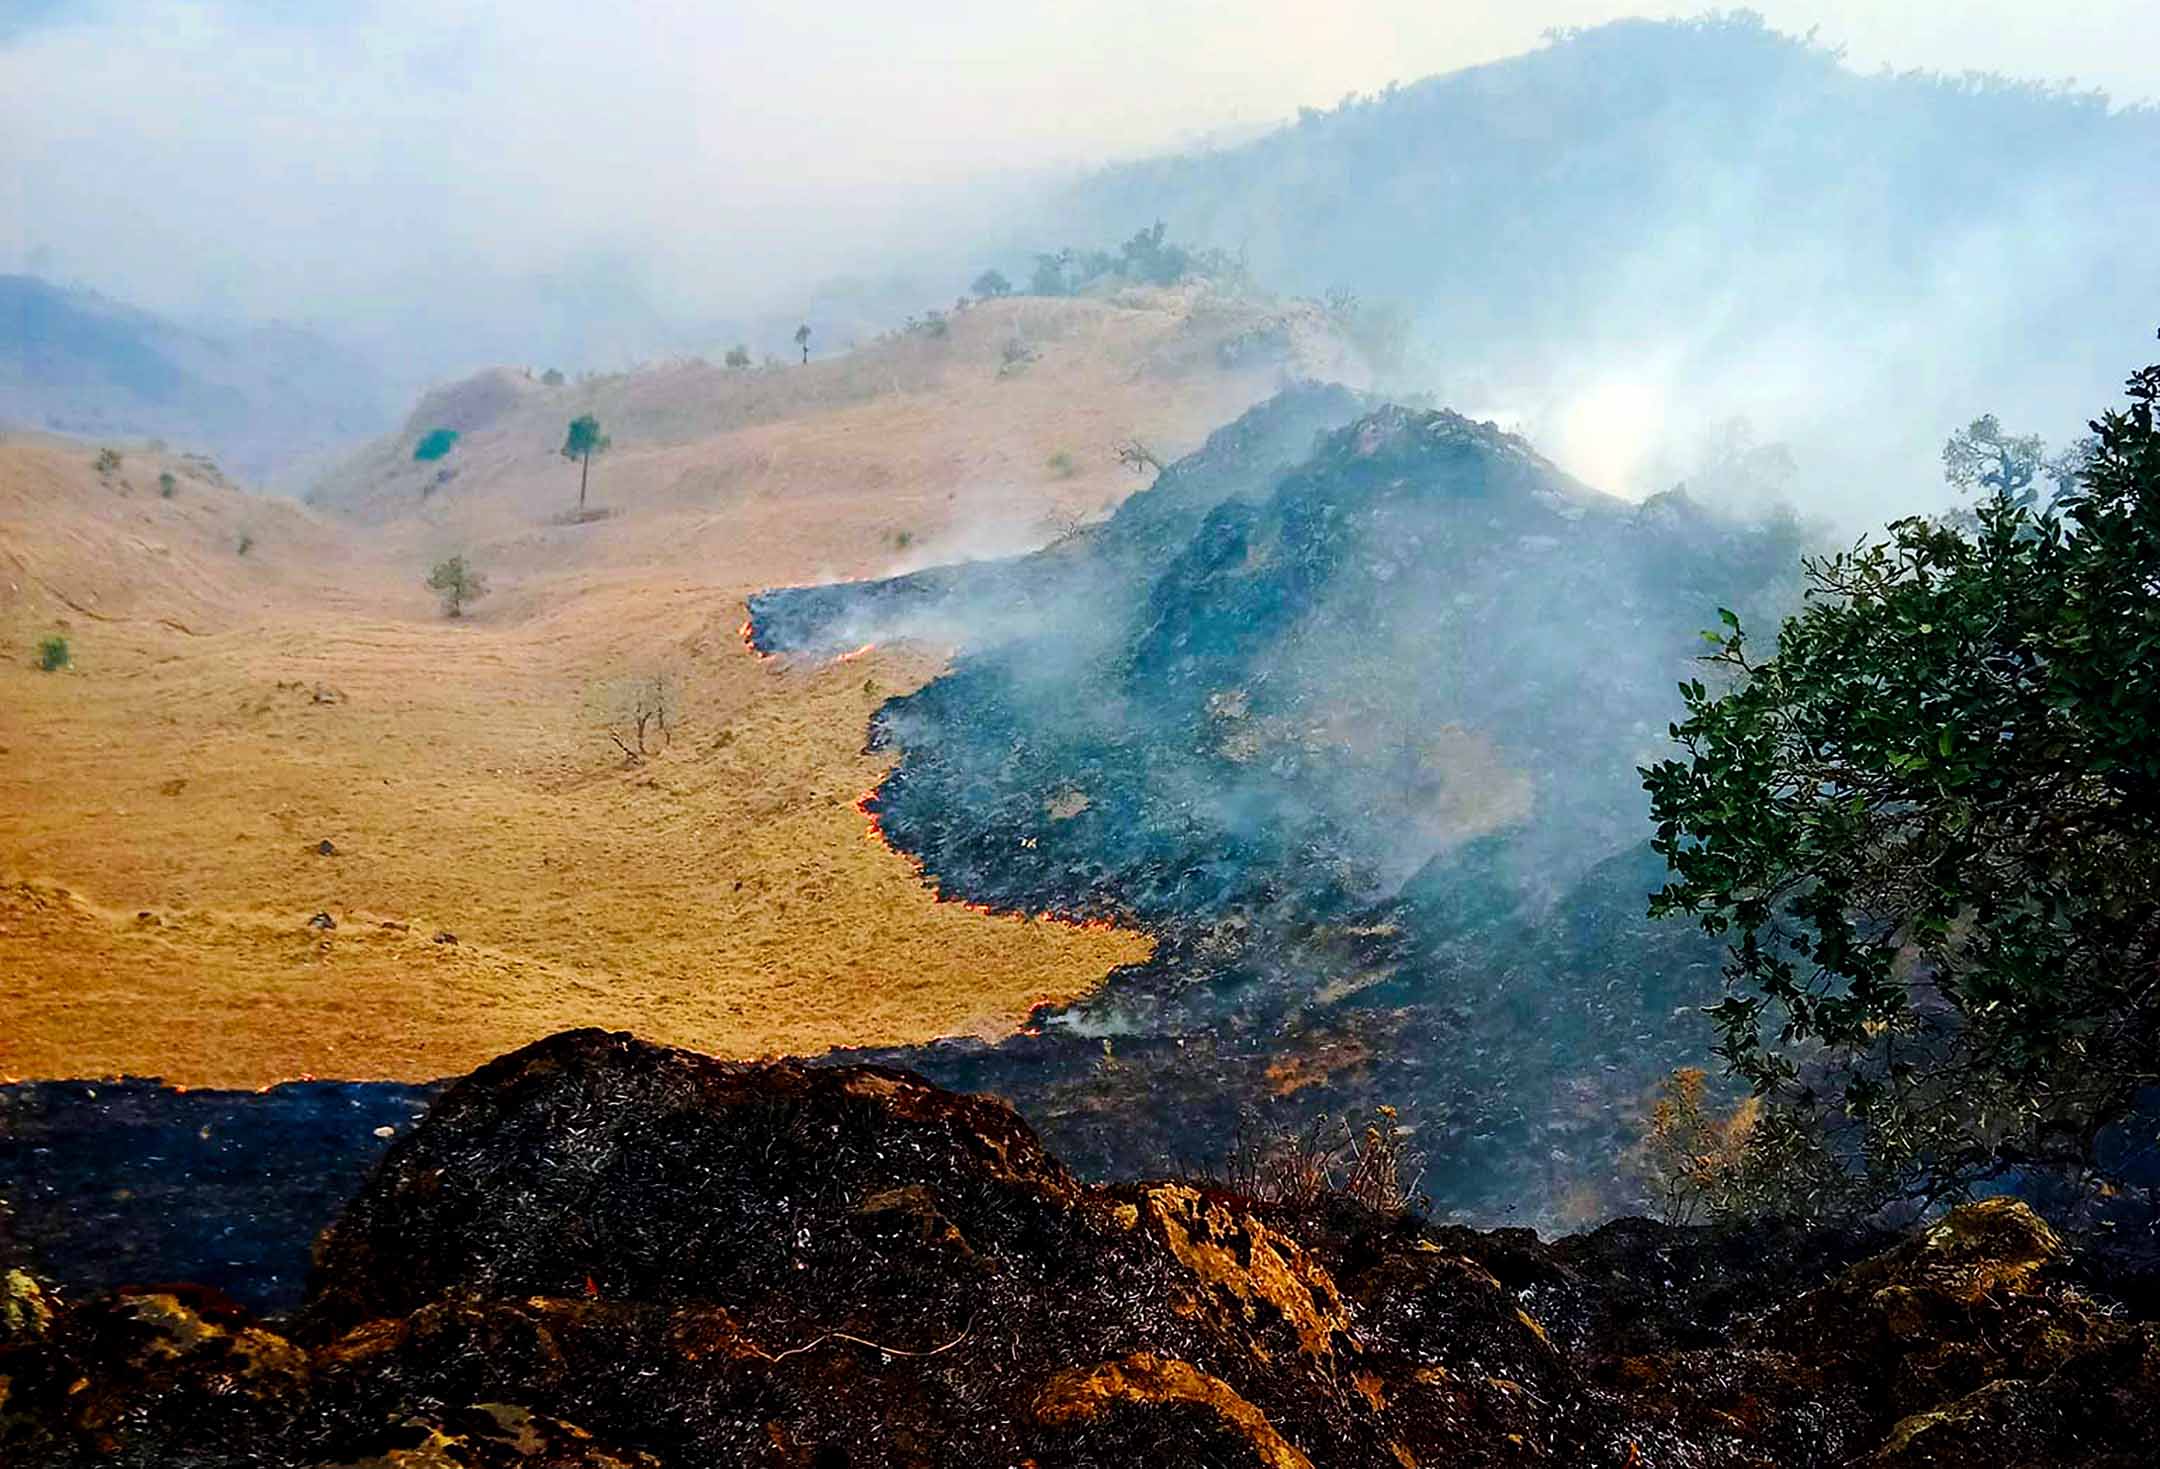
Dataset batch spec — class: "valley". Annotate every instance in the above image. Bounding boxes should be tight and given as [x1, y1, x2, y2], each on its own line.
[0, 291, 1334, 1085]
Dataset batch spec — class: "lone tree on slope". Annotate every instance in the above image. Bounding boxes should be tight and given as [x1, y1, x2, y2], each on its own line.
[561, 414, 611, 510]
[425, 555, 489, 618]
[971, 269, 1013, 300]
[794, 323, 811, 364]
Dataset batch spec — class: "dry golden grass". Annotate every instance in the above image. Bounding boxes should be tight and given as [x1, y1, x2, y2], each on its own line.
[0, 291, 1350, 1086]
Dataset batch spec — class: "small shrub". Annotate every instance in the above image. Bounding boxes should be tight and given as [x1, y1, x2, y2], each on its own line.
[426, 554, 489, 617]
[540, 368, 565, 387]
[236, 533, 254, 556]
[724, 345, 751, 369]
[94, 448, 121, 474]
[1190, 1105, 1426, 1215]
[1639, 1067, 1760, 1225]
[413, 428, 459, 462]
[998, 337, 1036, 377]
[971, 268, 1013, 299]
[889, 528, 915, 551]
[158, 471, 177, 498]
[36, 635, 70, 671]
[1046, 450, 1078, 479]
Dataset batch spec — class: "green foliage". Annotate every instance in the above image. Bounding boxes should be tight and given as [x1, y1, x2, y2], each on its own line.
[561, 414, 609, 462]
[36, 635, 70, 671]
[971, 268, 1013, 299]
[425, 554, 490, 618]
[561, 414, 611, 508]
[236, 533, 253, 556]
[158, 471, 177, 498]
[1046, 450, 1078, 479]
[413, 427, 459, 462]
[724, 345, 751, 369]
[1022, 223, 1238, 297]
[94, 448, 121, 474]
[1643, 341, 2160, 1214]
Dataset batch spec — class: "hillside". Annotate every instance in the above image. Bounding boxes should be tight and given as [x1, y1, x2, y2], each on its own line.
[751, 391, 1802, 1221]
[1032, 14, 2160, 507]
[0, 277, 390, 490]
[0, 288, 1362, 1088]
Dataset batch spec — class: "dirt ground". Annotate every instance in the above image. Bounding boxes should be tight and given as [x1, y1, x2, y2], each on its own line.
[1, 292, 1352, 1085]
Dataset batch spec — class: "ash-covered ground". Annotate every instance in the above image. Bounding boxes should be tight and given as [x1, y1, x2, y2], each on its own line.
[754, 386, 1804, 1223]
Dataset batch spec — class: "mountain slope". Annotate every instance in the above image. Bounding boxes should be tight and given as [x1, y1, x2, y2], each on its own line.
[0, 276, 390, 489]
[1035, 14, 2160, 509]
[752, 391, 1801, 1218]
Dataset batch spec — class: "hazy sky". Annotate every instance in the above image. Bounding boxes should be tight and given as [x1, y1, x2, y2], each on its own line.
[4, 1, 2155, 374]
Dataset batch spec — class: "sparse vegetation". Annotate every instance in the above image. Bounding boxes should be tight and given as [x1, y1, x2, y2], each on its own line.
[412, 428, 459, 462]
[36, 635, 71, 672]
[94, 447, 121, 474]
[236, 533, 254, 556]
[1639, 1067, 1760, 1224]
[724, 344, 752, 369]
[794, 323, 811, 364]
[158, 471, 177, 497]
[1046, 450, 1078, 479]
[540, 368, 565, 387]
[592, 666, 681, 761]
[1023, 222, 1240, 298]
[971, 268, 1013, 299]
[1192, 1105, 1426, 1215]
[1644, 340, 2160, 1216]
[997, 337, 1037, 377]
[425, 555, 489, 617]
[1114, 438, 1162, 475]
[560, 414, 611, 511]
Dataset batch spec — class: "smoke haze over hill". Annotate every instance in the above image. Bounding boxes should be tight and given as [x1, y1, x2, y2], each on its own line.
[4, 5, 2155, 518]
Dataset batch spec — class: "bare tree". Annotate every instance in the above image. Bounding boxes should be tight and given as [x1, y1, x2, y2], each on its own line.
[592, 667, 682, 761]
[1114, 438, 1163, 475]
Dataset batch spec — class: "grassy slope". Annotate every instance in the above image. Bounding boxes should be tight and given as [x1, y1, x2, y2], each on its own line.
[1, 290, 1348, 1085]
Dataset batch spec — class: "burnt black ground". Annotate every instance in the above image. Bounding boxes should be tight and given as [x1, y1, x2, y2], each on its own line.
[7, 1029, 2160, 1469]
[755, 389, 1802, 1224]
[0, 1079, 436, 1311]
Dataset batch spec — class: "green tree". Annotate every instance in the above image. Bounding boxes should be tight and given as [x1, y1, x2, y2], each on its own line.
[36, 635, 70, 671]
[1642, 340, 2160, 1214]
[794, 323, 811, 364]
[971, 268, 1013, 299]
[413, 427, 459, 462]
[561, 414, 611, 510]
[1942, 413, 2046, 508]
[724, 344, 751, 369]
[425, 555, 489, 618]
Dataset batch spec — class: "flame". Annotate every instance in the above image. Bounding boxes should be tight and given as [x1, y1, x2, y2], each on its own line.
[738, 616, 779, 666]
[833, 642, 877, 663]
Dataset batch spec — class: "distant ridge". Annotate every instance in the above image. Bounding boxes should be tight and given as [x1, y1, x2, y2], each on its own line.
[0, 275, 390, 489]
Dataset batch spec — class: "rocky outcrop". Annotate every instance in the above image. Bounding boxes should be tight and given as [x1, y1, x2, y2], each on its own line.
[4, 1029, 2157, 1467]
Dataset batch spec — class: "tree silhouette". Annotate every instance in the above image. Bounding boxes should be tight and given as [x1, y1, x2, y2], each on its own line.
[794, 323, 811, 364]
[561, 414, 611, 510]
